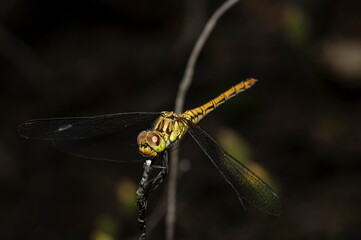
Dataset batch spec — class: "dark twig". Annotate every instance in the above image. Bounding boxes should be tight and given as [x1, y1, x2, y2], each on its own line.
[137, 159, 153, 240]
[137, 152, 169, 239]
[166, 1, 241, 239]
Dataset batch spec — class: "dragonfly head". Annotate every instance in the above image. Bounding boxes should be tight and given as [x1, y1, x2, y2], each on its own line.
[137, 130, 166, 158]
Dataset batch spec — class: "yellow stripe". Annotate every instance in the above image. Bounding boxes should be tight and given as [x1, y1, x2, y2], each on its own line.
[182, 78, 257, 124]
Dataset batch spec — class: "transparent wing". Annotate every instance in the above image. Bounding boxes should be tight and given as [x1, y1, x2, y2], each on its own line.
[18, 112, 160, 162]
[187, 125, 281, 216]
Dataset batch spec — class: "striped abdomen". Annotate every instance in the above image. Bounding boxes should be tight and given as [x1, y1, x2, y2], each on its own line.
[182, 78, 257, 124]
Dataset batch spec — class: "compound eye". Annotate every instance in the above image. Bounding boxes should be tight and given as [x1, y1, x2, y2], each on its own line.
[137, 130, 147, 145]
[146, 132, 160, 147]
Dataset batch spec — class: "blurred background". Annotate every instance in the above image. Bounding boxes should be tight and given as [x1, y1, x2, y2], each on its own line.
[1, 0, 361, 239]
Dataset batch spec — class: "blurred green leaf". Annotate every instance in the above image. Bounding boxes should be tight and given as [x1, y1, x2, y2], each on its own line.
[116, 178, 138, 215]
[91, 214, 118, 240]
[283, 4, 310, 47]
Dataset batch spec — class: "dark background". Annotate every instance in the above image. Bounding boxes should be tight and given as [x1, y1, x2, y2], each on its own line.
[1, 0, 361, 239]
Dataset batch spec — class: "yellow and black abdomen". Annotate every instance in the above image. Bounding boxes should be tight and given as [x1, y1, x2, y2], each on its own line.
[182, 78, 257, 124]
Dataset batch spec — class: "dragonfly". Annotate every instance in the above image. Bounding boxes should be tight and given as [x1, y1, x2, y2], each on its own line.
[18, 78, 281, 216]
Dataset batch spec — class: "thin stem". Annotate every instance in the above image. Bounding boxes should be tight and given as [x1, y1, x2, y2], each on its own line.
[137, 160, 153, 240]
[166, 1, 241, 240]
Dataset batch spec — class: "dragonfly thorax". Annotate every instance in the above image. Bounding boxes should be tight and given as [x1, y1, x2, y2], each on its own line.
[154, 111, 188, 145]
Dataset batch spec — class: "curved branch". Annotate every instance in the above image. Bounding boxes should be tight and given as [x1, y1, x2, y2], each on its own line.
[166, 1, 241, 240]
